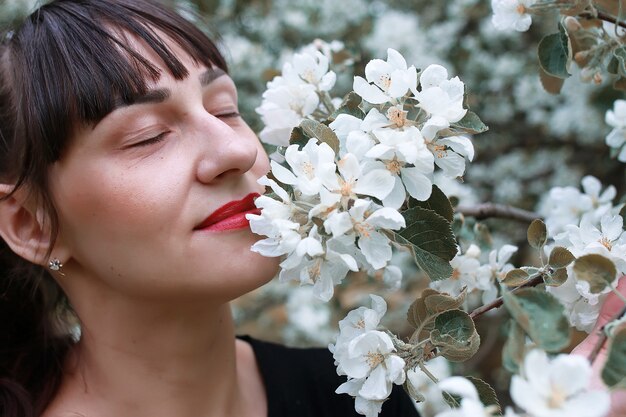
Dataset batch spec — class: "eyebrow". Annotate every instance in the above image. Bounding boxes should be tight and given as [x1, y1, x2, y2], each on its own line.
[113, 67, 227, 109]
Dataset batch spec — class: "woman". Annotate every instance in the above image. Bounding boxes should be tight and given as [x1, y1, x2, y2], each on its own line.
[0, 1, 418, 416]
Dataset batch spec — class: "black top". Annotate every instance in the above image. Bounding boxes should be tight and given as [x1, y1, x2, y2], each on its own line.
[240, 336, 420, 417]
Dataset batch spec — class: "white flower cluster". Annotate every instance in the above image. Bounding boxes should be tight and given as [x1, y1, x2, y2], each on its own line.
[537, 176, 625, 332]
[538, 176, 618, 236]
[491, 0, 537, 32]
[432, 349, 610, 417]
[330, 295, 406, 417]
[256, 44, 338, 146]
[605, 99, 626, 162]
[548, 212, 626, 332]
[249, 49, 475, 301]
[430, 244, 518, 307]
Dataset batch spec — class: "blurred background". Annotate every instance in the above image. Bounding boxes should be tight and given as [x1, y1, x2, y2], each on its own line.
[2, 0, 623, 413]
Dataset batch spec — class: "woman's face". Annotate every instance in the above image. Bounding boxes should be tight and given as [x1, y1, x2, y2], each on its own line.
[47, 39, 279, 304]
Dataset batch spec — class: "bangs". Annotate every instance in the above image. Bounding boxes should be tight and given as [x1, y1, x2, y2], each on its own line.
[6, 0, 227, 161]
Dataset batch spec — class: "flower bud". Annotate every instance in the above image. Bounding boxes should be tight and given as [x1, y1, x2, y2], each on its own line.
[564, 16, 582, 33]
[574, 51, 590, 65]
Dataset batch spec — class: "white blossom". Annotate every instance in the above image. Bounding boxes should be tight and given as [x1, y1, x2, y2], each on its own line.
[429, 135, 475, 178]
[271, 139, 337, 196]
[337, 330, 406, 400]
[414, 64, 467, 139]
[510, 349, 611, 417]
[256, 82, 319, 146]
[329, 109, 388, 158]
[605, 99, 626, 162]
[319, 153, 395, 203]
[430, 244, 482, 297]
[491, 0, 537, 32]
[353, 48, 418, 104]
[291, 50, 337, 91]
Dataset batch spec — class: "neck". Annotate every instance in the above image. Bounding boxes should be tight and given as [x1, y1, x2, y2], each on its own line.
[52, 299, 255, 417]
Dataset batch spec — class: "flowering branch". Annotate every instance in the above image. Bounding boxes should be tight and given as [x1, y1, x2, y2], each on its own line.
[580, 10, 626, 30]
[456, 203, 540, 223]
[469, 274, 544, 319]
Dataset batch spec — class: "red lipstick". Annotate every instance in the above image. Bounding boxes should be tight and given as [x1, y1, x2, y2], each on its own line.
[195, 193, 261, 232]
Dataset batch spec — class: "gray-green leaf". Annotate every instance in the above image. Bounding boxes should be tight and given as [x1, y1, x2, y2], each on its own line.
[502, 321, 526, 374]
[573, 254, 617, 294]
[549, 246, 576, 269]
[299, 119, 340, 154]
[391, 207, 457, 281]
[537, 24, 571, 79]
[501, 269, 530, 287]
[527, 219, 547, 249]
[602, 324, 626, 389]
[451, 111, 488, 134]
[503, 288, 570, 352]
[330, 91, 365, 120]
[430, 310, 480, 362]
[407, 185, 454, 223]
[466, 377, 501, 414]
[544, 268, 568, 287]
[407, 288, 466, 342]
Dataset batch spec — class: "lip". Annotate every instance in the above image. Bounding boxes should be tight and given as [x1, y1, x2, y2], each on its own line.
[195, 192, 261, 232]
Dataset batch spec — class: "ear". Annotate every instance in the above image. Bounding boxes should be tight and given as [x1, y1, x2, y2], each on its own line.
[0, 184, 70, 268]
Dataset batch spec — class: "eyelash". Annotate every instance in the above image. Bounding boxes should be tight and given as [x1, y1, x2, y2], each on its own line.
[132, 112, 241, 148]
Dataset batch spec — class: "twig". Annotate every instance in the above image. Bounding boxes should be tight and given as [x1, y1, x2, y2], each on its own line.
[469, 274, 544, 319]
[588, 305, 626, 364]
[580, 10, 626, 31]
[456, 203, 540, 223]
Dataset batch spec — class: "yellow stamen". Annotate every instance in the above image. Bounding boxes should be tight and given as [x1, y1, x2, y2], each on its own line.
[365, 351, 385, 369]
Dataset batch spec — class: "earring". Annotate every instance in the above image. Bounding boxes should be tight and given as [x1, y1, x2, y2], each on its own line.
[48, 258, 63, 272]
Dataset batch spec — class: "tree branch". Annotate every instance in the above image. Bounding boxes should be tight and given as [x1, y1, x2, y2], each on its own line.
[456, 203, 540, 223]
[469, 274, 544, 319]
[580, 10, 626, 30]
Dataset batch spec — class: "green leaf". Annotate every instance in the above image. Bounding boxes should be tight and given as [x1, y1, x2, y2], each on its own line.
[537, 24, 571, 79]
[620, 205, 626, 231]
[451, 111, 488, 134]
[602, 324, 626, 389]
[573, 254, 617, 294]
[502, 321, 526, 373]
[407, 185, 454, 223]
[330, 91, 365, 120]
[466, 376, 501, 414]
[608, 55, 620, 75]
[404, 379, 426, 403]
[430, 309, 480, 362]
[503, 288, 571, 352]
[501, 268, 530, 287]
[391, 207, 457, 281]
[614, 76, 626, 92]
[614, 46, 626, 77]
[299, 119, 340, 154]
[289, 126, 308, 149]
[442, 392, 462, 408]
[527, 219, 547, 249]
[544, 268, 568, 287]
[407, 288, 466, 342]
[539, 67, 565, 95]
[549, 246, 576, 269]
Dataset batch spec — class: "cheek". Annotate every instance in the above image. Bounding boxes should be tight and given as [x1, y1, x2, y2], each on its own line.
[52, 155, 187, 247]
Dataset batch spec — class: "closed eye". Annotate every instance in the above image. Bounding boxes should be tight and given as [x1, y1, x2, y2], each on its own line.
[216, 111, 241, 119]
[131, 131, 169, 148]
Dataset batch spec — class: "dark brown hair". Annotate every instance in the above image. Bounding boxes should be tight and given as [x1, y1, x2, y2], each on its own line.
[0, 1, 227, 415]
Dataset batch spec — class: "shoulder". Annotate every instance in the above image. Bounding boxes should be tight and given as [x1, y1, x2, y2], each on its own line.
[239, 336, 420, 417]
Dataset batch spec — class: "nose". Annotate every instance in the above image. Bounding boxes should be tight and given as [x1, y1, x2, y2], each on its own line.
[193, 114, 259, 184]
